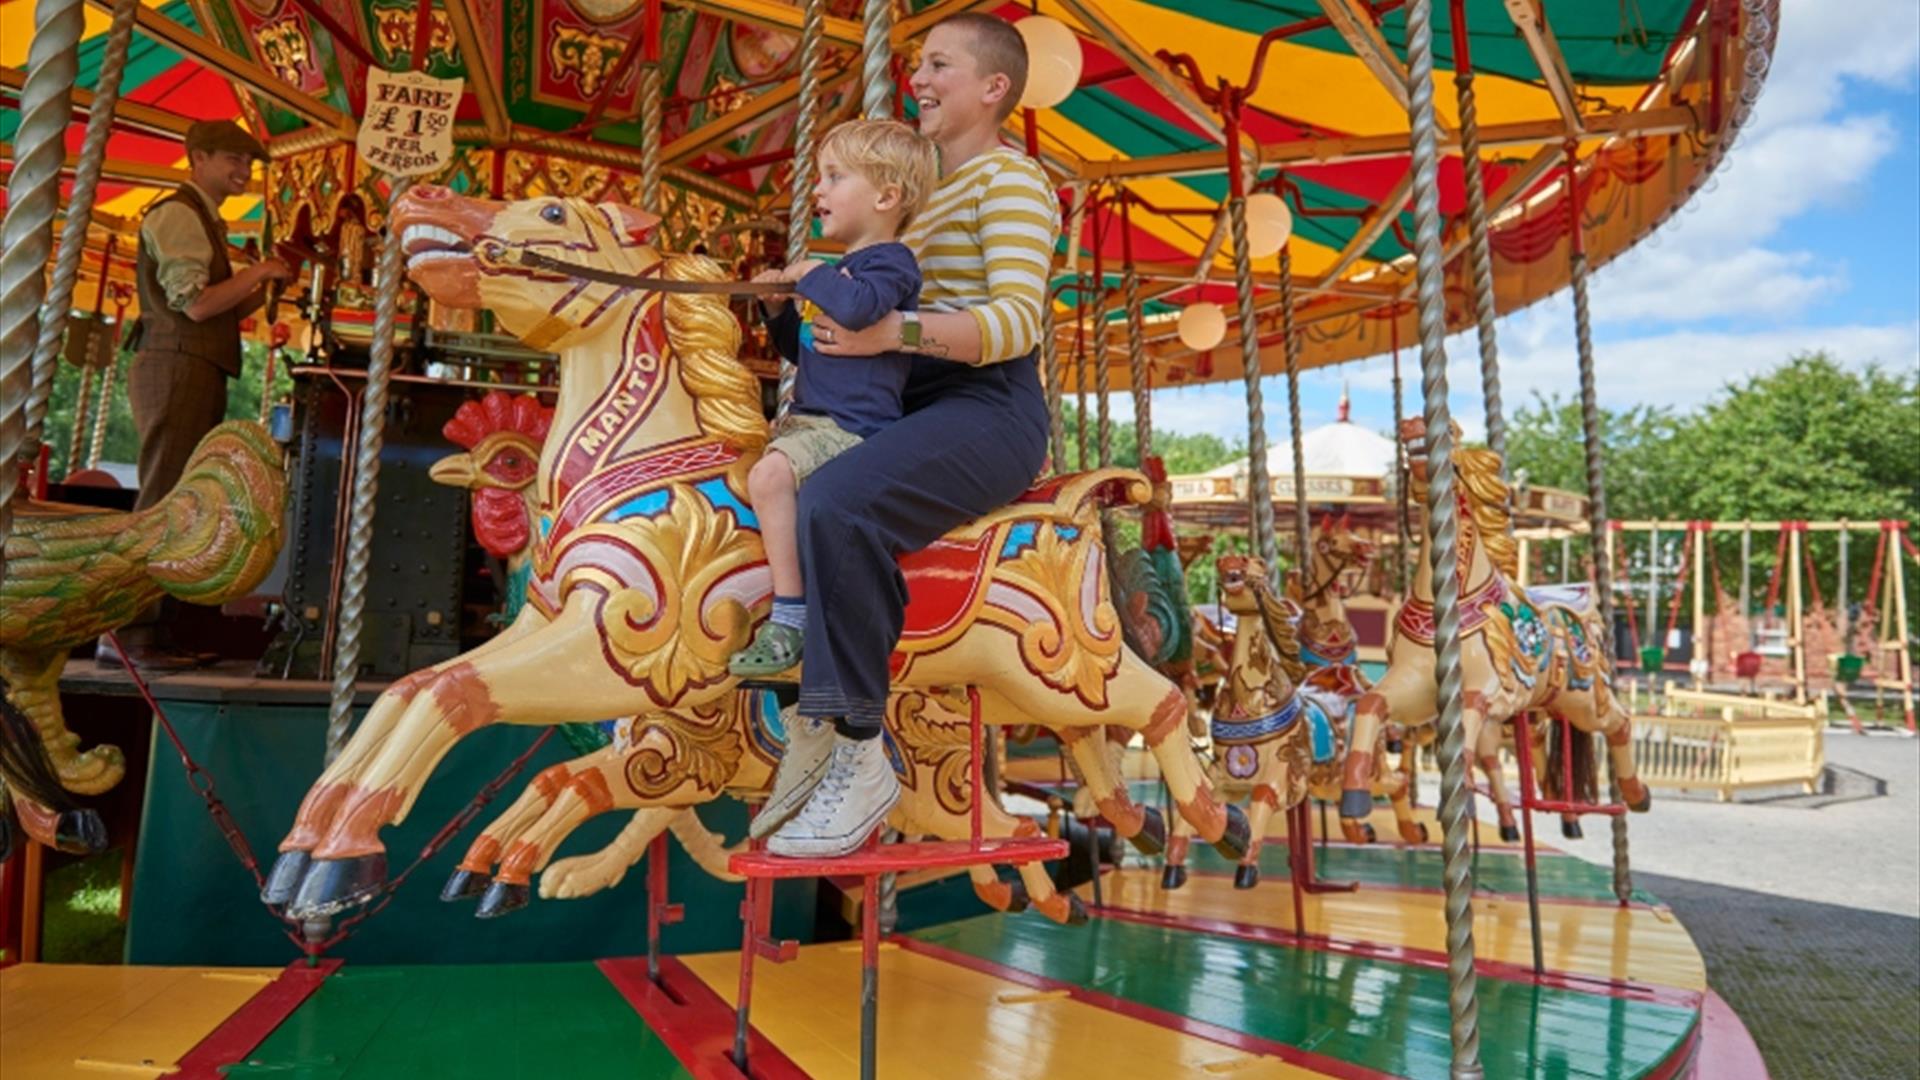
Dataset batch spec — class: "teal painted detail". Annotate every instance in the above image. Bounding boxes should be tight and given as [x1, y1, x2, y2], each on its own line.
[539, 514, 552, 538]
[1053, 524, 1080, 542]
[914, 915, 1696, 1080]
[697, 477, 757, 529]
[608, 490, 672, 521]
[1304, 697, 1337, 764]
[1001, 521, 1039, 559]
[239, 963, 692, 1079]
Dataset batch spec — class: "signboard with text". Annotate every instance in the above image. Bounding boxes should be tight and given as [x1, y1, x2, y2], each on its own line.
[357, 69, 463, 177]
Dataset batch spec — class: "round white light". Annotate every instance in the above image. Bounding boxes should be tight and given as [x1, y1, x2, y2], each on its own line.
[1177, 301, 1227, 352]
[1017, 16, 1082, 110]
[1242, 192, 1294, 259]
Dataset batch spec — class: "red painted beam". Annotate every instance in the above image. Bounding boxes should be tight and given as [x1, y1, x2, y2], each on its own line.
[171, 959, 343, 1079]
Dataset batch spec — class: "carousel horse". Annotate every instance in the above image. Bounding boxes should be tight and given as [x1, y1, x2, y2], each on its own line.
[428, 392, 1083, 922]
[1337, 418, 1651, 841]
[1162, 555, 1425, 890]
[265, 188, 1247, 918]
[1, 421, 285, 856]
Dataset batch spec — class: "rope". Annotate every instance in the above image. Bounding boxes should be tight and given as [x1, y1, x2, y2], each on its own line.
[1404, 5, 1484, 1073]
[1281, 244, 1309, 579]
[1565, 135, 1631, 909]
[86, 354, 117, 469]
[0, 0, 86, 586]
[24, 0, 140, 463]
[1228, 194, 1278, 571]
[1762, 527, 1790, 615]
[860, 0, 894, 119]
[105, 630, 551, 956]
[1613, 527, 1641, 656]
[777, 0, 825, 422]
[1661, 523, 1699, 651]
[327, 177, 415, 763]
[1798, 524, 1824, 613]
[1864, 524, 1890, 626]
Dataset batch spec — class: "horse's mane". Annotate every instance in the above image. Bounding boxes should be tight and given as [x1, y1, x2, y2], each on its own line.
[662, 255, 768, 453]
[1253, 580, 1308, 686]
[1453, 444, 1518, 581]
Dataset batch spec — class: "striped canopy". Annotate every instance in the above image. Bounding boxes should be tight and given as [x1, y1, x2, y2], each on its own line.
[1, 0, 1776, 384]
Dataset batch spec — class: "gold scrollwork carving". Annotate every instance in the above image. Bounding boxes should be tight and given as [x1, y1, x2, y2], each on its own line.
[887, 692, 971, 817]
[621, 704, 746, 800]
[549, 25, 627, 97]
[983, 525, 1122, 708]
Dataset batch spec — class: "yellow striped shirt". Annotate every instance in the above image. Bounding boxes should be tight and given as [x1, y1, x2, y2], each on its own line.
[902, 147, 1059, 366]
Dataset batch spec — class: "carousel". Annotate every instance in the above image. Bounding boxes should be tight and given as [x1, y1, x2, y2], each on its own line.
[1, 1, 1780, 1077]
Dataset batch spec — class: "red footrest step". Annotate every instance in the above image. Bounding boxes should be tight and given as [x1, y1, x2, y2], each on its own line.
[730, 838, 1068, 879]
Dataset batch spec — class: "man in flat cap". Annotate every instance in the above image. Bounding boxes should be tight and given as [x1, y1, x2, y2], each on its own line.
[110, 119, 292, 667]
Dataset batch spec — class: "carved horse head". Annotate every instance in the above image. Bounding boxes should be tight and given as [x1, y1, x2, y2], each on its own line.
[1397, 417, 1516, 593]
[1214, 554, 1305, 720]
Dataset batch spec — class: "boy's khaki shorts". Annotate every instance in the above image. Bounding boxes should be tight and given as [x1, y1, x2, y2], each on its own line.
[767, 413, 864, 484]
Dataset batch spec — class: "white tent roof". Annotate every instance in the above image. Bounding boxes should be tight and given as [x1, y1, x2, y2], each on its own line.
[1203, 389, 1396, 479]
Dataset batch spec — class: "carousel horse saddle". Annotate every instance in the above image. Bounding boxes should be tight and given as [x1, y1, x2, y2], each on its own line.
[897, 468, 1148, 640]
[1300, 690, 1343, 765]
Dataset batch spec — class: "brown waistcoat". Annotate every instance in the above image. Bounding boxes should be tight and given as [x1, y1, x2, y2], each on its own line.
[136, 185, 243, 377]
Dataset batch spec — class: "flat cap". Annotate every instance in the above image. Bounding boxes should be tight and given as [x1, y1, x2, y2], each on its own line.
[184, 119, 268, 162]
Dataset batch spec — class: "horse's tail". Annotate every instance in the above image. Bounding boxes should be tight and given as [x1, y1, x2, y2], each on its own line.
[1539, 716, 1599, 805]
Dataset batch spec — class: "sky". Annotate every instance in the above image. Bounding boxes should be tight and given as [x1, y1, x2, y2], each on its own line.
[1133, 0, 1920, 448]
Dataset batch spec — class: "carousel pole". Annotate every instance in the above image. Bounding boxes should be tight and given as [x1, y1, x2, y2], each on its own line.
[1447, 0, 1505, 464]
[0, 0, 88, 576]
[1564, 136, 1633, 905]
[637, 0, 665, 216]
[777, 0, 826, 420]
[66, 365, 97, 475]
[1392, 320, 1410, 595]
[1073, 277, 1088, 468]
[860, 0, 895, 119]
[1280, 242, 1309, 576]
[1404, 2, 1484, 1073]
[26, 0, 141, 464]
[1223, 99, 1278, 571]
[1122, 194, 1151, 459]
[86, 346, 117, 469]
[327, 182, 416, 762]
[1091, 194, 1112, 467]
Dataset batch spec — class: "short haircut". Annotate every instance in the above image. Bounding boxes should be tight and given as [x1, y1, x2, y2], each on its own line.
[819, 119, 942, 231]
[939, 12, 1029, 121]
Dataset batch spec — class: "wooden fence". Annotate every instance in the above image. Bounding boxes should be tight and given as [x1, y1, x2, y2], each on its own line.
[1629, 682, 1826, 801]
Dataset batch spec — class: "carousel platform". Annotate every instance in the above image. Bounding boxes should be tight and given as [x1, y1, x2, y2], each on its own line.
[1, 840, 1767, 1080]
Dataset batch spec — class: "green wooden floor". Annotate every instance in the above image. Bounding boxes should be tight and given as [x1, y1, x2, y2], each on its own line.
[1182, 841, 1663, 904]
[911, 915, 1698, 1080]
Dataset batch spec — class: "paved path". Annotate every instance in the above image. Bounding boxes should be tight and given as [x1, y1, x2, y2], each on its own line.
[1541, 731, 1919, 1079]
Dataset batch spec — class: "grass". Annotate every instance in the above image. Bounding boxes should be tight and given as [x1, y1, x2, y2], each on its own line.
[40, 850, 127, 964]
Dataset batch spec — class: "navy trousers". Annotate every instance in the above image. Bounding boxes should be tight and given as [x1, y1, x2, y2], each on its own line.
[796, 354, 1049, 731]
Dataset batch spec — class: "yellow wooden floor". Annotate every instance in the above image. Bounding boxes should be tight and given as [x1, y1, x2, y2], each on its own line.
[0, 964, 279, 1079]
[1085, 868, 1707, 991]
[680, 943, 1337, 1080]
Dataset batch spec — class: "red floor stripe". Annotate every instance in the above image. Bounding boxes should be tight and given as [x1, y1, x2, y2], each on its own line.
[1174, 865, 1660, 911]
[893, 935, 1394, 1080]
[170, 958, 342, 1080]
[598, 955, 807, 1080]
[1093, 904, 1703, 1010]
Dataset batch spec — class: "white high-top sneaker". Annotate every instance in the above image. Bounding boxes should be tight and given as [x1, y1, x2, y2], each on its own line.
[749, 711, 835, 841]
[765, 734, 900, 858]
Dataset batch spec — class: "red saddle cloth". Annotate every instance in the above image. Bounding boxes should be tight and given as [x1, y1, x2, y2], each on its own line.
[894, 470, 1138, 641]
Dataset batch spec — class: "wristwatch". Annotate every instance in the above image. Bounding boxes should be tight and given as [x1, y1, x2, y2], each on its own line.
[900, 311, 923, 352]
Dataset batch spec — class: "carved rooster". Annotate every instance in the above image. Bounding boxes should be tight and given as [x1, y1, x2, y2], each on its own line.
[1, 421, 286, 853]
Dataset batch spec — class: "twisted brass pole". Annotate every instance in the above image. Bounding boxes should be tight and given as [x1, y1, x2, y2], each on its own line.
[860, 0, 894, 119]
[1281, 244, 1309, 576]
[1449, 2, 1504, 466]
[1042, 301, 1066, 472]
[1092, 286, 1111, 467]
[86, 355, 116, 469]
[0, 0, 87, 581]
[638, 65, 664, 215]
[66, 365, 97, 477]
[777, 0, 825, 422]
[1405, 2, 1484, 1074]
[1228, 194, 1277, 571]
[1565, 137, 1632, 906]
[327, 178, 415, 763]
[26, 0, 140, 463]
[1124, 267, 1149, 459]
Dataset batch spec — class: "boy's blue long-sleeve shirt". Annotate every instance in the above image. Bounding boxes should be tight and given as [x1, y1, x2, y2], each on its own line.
[765, 241, 919, 438]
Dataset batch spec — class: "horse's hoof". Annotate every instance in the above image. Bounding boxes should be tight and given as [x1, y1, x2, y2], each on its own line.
[54, 809, 108, 854]
[476, 880, 530, 919]
[1621, 778, 1653, 812]
[1500, 823, 1522, 843]
[1398, 821, 1430, 845]
[1385, 737, 1404, 754]
[1339, 819, 1371, 844]
[1063, 894, 1090, 926]
[289, 854, 387, 918]
[1160, 864, 1188, 890]
[261, 850, 311, 906]
[1338, 789, 1374, 821]
[1561, 819, 1584, 841]
[1005, 878, 1032, 914]
[1128, 806, 1167, 856]
[1233, 864, 1259, 890]
[1209, 804, 1252, 861]
[441, 868, 490, 902]
[1362, 823, 1378, 844]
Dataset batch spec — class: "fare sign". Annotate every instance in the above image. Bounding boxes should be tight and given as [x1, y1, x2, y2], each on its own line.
[357, 69, 464, 177]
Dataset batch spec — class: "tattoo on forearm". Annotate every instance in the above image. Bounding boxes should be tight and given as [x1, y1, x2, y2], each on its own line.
[915, 330, 951, 359]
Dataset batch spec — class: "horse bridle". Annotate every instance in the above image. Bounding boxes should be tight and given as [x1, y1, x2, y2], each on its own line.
[1299, 543, 1362, 606]
[514, 249, 793, 296]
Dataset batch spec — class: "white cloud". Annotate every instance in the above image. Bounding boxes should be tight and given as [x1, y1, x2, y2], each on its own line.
[1746, 0, 1920, 135]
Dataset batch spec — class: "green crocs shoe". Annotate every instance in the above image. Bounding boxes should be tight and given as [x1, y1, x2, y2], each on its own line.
[729, 621, 803, 677]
